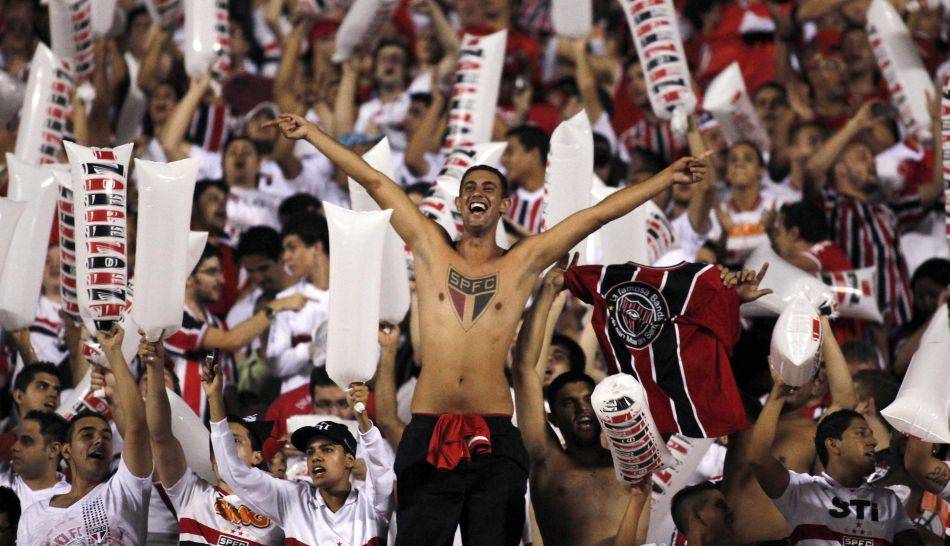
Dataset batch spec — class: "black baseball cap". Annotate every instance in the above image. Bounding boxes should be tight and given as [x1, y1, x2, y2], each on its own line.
[291, 421, 357, 455]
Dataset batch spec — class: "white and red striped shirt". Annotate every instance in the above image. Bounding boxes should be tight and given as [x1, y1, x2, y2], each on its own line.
[619, 117, 688, 163]
[821, 190, 924, 326]
[773, 471, 916, 546]
[166, 468, 284, 546]
[29, 295, 68, 366]
[506, 186, 545, 234]
[188, 102, 230, 154]
[163, 305, 235, 420]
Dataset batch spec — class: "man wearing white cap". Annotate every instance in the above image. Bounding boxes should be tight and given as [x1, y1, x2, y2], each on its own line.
[268, 113, 708, 544]
[204, 358, 394, 546]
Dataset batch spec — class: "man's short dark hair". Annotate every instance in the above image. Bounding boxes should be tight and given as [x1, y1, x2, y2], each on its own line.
[65, 410, 111, 443]
[278, 193, 322, 223]
[222, 134, 261, 157]
[505, 125, 550, 170]
[237, 226, 281, 262]
[852, 371, 899, 428]
[814, 409, 864, 467]
[790, 121, 828, 143]
[840, 340, 879, 368]
[753, 81, 788, 103]
[13, 362, 59, 394]
[310, 366, 335, 391]
[0, 486, 20, 539]
[729, 140, 765, 166]
[461, 165, 509, 196]
[191, 244, 222, 276]
[193, 179, 230, 206]
[910, 258, 950, 289]
[671, 481, 721, 533]
[22, 410, 68, 445]
[281, 212, 330, 253]
[409, 92, 433, 108]
[551, 334, 585, 374]
[545, 371, 596, 405]
[780, 201, 830, 243]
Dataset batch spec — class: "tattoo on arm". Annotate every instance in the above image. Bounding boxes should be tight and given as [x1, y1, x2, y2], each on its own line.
[924, 463, 950, 489]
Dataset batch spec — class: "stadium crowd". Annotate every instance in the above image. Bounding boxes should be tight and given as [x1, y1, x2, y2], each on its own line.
[0, 0, 948, 544]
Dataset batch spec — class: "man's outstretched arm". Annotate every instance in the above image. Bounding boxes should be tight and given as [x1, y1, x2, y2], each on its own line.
[269, 114, 447, 261]
[521, 154, 709, 270]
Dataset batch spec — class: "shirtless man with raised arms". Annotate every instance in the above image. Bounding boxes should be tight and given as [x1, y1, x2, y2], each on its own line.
[270, 113, 708, 546]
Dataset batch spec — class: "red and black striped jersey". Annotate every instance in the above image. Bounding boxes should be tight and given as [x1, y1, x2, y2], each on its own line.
[821, 189, 923, 327]
[565, 262, 748, 439]
[163, 305, 234, 420]
[619, 117, 688, 163]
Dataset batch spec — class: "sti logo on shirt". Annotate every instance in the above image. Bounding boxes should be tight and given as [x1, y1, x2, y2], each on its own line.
[828, 497, 881, 521]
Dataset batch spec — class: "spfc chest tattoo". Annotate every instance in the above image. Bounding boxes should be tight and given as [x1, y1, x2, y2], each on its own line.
[447, 268, 498, 330]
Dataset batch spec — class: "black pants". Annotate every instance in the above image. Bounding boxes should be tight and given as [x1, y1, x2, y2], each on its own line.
[394, 414, 529, 546]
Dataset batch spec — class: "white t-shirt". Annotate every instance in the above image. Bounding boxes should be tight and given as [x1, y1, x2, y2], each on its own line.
[354, 93, 411, 151]
[393, 149, 442, 187]
[210, 420, 395, 546]
[17, 458, 152, 545]
[166, 468, 284, 545]
[773, 471, 916, 546]
[0, 467, 70, 510]
[708, 195, 780, 266]
[266, 281, 329, 393]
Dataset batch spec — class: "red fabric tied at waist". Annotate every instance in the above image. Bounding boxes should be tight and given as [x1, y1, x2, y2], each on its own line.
[426, 414, 492, 470]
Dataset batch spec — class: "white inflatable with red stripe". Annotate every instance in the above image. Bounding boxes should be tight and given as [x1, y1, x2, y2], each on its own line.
[702, 62, 770, 150]
[618, 0, 696, 132]
[769, 291, 823, 387]
[14, 44, 73, 166]
[441, 31, 507, 154]
[332, 0, 399, 62]
[543, 112, 594, 262]
[184, 0, 231, 81]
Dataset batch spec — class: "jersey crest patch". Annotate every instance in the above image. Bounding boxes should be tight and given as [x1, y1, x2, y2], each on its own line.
[606, 281, 669, 348]
[447, 268, 497, 330]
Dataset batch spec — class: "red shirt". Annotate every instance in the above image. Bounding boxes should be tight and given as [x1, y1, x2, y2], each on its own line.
[566, 262, 748, 438]
[264, 384, 312, 440]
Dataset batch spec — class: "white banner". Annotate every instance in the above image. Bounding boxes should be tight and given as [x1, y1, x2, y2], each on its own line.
[332, 0, 399, 62]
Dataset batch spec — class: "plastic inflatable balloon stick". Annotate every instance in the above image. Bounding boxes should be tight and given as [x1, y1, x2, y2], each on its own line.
[741, 243, 835, 317]
[169, 388, 217, 484]
[66, 142, 133, 334]
[881, 304, 950, 443]
[591, 185, 676, 266]
[184, 0, 231, 81]
[0, 71, 25, 127]
[647, 435, 715, 546]
[54, 170, 80, 317]
[702, 62, 770, 150]
[769, 294, 822, 387]
[543, 112, 594, 261]
[57, 369, 112, 420]
[132, 158, 200, 342]
[14, 44, 74, 166]
[818, 267, 883, 323]
[0, 199, 26, 281]
[618, 0, 696, 131]
[551, 0, 591, 38]
[866, 0, 935, 142]
[49, 0, 95, 83]
[332, 0, 399, 62]
[592, 374, 672, 484]
[346, 139, 411, 325]
[324, 203, 390, 392]
[441, 31, 507, 154]
[90, 0, 120, 37]
[0, 157, 57, 331]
